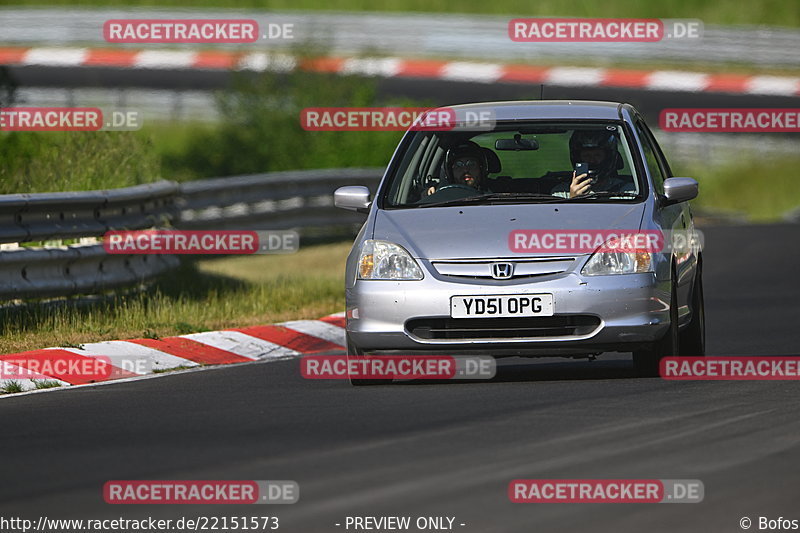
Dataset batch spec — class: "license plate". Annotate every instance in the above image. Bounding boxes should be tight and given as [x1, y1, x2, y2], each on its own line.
[450, 294, 554, 318]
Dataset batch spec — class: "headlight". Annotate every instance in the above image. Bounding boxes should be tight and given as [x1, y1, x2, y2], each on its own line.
[581, 237, 653, 276]
[358, 240, 423, 280]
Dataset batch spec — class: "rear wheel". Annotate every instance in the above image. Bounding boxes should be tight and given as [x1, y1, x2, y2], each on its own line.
[633, 270, 679, 377]
[679, 261, 705, 356]
[346, 333, 387, 387]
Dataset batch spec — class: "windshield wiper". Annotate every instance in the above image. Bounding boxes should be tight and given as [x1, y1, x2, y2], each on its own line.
[566, 191, 641, 201]
[418, 192, 566, 208]
[485, 192, 567, 202]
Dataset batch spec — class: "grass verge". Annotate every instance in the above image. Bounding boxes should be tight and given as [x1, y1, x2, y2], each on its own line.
[31, 379, 62, 389]
[0, 130, 161, 194]
[0, 380, 24, 394]
[679, 156, 800, 222]
[0, 241, 352, 355]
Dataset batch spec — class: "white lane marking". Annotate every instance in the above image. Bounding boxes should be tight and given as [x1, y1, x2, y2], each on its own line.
[15, 45, 800, 98]
[61, 342, 198, 374]
[441, 62, 503, 82]
[182, 330, 298, 360]
[341, 57, 402, 77]
[0, 377, 71, 392]
[745, 76, 800, 95]
[0, 360, 71, 392]
[545, 67, 606, 87]
[279, 320, 346, 347]
[0, 318, 349, 397]
[133, 50, 197, 69]
[0, 354, 326, 400]
[236, 52, 297, 72]
[646, 71, 709, 92]
[23, 47, 88, 66]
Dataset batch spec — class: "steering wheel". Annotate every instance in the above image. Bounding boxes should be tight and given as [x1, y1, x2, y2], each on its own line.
[434, 184, 477, 193]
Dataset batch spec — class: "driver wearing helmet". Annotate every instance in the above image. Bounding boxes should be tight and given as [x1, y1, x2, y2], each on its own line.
[425, 141, 488, 196]
[552, 129, 635, 198]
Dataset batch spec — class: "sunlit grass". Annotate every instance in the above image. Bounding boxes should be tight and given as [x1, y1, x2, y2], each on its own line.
[0, 380, 24, 394]
[0, 241, 352, 354]
[679, 156, 800, 222]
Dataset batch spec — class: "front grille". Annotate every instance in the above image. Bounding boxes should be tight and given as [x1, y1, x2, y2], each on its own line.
[431, 257, 574, 280]
[406, 315, 601, 340]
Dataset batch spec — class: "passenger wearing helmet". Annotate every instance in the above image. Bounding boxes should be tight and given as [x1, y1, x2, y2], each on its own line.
[552, 129, 635, 198]
[425, 141, 488, 196]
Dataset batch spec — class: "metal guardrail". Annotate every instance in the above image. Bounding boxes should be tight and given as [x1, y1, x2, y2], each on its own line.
[1, 9, 799, 67]
[0, 181, 180, 300]
[0, 245, 179, 300]
[0, 168, 384, 301]
[177, 167, 382, 231]
[0, 181, 178, 244]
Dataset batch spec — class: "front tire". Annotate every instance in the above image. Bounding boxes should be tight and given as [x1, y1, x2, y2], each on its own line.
[679, 261, 705, 356]
[633, 270, 679, 377]
[346, 333, 386, 387]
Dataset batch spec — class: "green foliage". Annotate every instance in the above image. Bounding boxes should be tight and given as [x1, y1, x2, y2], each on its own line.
[0, 131, 161, 194]
[1, 380, 24, 394]
[679, 156, 800, 222]
[160, 69, 403, 179]
[32, 379, 62, 389]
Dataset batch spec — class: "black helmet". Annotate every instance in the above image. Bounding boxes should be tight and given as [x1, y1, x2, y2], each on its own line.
[444, 141, 488, 183]
[569, 129, 620, 178]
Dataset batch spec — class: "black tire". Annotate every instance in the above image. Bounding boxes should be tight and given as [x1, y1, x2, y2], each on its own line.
[346, 333, 387, 387]
[679, 260, 705, 356]
[633, 269, 679, 377]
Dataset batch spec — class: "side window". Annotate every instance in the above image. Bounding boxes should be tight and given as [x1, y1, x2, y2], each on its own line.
[635, 121, 666, 194]
[640, 120, 673, 177]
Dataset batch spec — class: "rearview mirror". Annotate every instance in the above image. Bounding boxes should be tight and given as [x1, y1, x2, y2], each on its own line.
[663, 177, 698, 205]
[495, 134, 539, 151]
[334, 186, 372, 213]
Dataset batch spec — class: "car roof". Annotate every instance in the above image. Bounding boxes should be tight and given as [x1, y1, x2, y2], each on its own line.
[442, 100, 627, 121]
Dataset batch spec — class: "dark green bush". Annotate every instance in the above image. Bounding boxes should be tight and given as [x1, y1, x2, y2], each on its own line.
[161, 68, 405, 179]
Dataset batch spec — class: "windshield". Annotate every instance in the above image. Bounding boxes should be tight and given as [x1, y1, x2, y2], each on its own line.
[382, 121, 642, 208]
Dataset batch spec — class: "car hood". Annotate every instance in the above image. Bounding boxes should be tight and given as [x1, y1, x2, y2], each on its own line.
[373, 203, 646, 260]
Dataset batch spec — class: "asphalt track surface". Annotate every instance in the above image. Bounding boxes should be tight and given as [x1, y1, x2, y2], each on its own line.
[6, 66, 800, 126]
[1, 223, 799, 532]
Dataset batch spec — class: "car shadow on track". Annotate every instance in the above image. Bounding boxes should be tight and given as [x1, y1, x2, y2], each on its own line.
[393, 355, 640, 386]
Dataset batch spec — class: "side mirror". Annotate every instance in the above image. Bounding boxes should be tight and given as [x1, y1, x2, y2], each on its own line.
[334, 186, 372, 213]
[662, 177, 698, 205]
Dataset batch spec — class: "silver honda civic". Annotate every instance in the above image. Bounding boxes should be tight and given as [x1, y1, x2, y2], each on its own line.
[334, 101, 704, 380]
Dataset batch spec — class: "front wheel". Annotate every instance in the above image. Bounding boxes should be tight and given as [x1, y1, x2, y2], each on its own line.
[346, 333, 387, 387]
[633, 273, 679, 377]
[679, 261, 705, 356]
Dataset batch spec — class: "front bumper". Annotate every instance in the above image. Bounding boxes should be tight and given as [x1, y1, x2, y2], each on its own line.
[346, 270, 671, 356]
